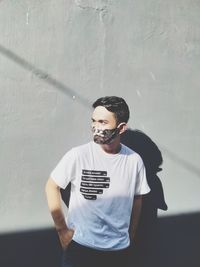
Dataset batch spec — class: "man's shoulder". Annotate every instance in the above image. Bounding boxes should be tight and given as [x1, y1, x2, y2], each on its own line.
[121, 144, 143, 162]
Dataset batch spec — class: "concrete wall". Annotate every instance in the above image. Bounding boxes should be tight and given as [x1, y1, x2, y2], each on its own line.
[0, 0, 200, 233]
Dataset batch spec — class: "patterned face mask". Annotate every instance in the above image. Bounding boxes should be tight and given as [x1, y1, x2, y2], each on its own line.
[92, 127, 120, 144]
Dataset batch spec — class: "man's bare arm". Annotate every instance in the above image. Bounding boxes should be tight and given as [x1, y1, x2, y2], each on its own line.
[129, 195, 143, 242]
[45, 177, 74, 249]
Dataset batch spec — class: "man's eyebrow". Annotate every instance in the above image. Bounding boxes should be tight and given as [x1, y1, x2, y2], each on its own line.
[91, 118, 109, 123]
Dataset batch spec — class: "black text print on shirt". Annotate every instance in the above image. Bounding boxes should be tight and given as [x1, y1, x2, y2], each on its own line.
[80, 169, 110, 200]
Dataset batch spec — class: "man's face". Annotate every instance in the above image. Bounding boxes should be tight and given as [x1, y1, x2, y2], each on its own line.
[92, 106, 117, 130]
[91, 106, 119, 144]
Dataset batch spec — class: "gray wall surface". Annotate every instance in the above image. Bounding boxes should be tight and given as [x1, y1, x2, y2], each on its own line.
[0, 0, 200, 233]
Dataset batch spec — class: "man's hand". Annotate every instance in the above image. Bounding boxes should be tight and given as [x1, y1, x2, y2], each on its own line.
[57, 228, 74, 250]
[45, 178, 74, 250]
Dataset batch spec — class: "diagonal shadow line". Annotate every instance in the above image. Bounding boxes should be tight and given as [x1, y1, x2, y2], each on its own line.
[1, 44, 199, 179]
[0, 44, 92, 108]
[160, 146, 200, 178]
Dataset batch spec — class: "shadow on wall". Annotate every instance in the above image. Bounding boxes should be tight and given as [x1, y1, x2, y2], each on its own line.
[1, 213, 200, 267]
[0, 44, 92, 108]
[121, 129, 168, 267]
[0, 228, 62, 267]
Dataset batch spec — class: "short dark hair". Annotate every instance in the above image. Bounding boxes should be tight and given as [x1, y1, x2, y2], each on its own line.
[92, 96, 130, 124]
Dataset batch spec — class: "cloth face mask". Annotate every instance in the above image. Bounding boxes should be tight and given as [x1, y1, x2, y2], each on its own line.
[92, 127, 120, 144]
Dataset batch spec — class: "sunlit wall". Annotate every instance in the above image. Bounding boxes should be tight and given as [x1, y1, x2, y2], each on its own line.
[0, 0, 200, 233]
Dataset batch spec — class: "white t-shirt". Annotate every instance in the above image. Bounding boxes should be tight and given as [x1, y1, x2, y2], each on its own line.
[50, 141, 150, 251]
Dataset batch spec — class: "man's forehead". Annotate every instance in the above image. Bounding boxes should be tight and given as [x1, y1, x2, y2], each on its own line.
[92, 106, 115, 120]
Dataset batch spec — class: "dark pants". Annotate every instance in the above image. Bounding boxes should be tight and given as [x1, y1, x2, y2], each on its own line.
[62, 240, 131, 267]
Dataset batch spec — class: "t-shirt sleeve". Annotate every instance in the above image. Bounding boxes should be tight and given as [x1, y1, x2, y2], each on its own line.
[135, 163, 151, 196]
[50, 148, 76, 189]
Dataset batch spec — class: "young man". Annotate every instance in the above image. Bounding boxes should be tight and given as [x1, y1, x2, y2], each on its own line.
[45, 96, 150, 267]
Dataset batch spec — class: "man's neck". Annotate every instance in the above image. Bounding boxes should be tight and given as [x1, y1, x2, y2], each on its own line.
[100, 138, 121, 154]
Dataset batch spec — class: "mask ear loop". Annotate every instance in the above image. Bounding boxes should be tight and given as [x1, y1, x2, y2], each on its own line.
[117, 122, 127, 135]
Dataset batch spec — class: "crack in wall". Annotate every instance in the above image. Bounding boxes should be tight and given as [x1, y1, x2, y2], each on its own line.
[74, 0, 108, 13]
[74, 0, 111, 92]
[99, 9, 107, 91]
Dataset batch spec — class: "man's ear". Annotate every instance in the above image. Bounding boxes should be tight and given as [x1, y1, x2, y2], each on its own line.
[118, 123, 127, 134]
